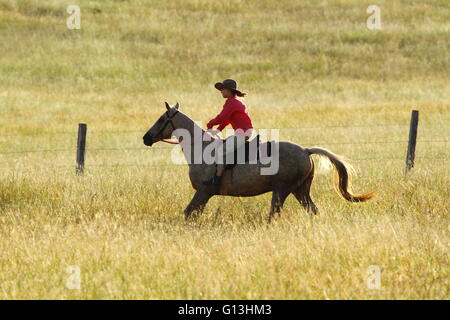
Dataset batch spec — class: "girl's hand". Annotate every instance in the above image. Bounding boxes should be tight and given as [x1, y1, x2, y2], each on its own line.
[207, 129, 221, 136]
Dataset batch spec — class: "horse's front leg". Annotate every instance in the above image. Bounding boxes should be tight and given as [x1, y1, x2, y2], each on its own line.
[268, 189, 289, 223]
[268, 192, 278, 223]
[184, 190, 213, 219]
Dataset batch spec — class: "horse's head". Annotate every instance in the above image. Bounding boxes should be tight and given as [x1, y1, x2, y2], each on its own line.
[143, 102, 180, 146]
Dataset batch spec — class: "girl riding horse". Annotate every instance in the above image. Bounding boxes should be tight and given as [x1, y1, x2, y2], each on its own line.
[203, 79, 254, 186]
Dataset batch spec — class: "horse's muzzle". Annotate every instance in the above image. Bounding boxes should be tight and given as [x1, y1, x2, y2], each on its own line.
[143, 133, 154, 147]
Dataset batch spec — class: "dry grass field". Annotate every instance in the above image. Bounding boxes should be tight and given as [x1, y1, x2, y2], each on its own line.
[0, 0, 449, 299]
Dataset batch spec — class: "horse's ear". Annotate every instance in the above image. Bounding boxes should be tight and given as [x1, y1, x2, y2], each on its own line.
[165, 102, 170, 111]
[174, 102, 179, 110]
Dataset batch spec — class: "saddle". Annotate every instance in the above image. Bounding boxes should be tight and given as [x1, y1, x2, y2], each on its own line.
[225, 135, 272, 169]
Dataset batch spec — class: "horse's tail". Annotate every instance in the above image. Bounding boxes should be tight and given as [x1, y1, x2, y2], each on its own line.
[307, 147, 375, 202]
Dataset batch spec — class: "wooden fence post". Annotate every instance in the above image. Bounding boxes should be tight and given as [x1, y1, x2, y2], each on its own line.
[76, 123, 87, 175]
[405, 110, 419, 173]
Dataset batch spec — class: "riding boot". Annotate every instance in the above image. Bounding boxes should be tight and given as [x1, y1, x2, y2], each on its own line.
[203, 175, 222, 186]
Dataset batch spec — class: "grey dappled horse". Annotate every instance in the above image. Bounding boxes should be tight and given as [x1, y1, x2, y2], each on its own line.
[143, 103, 374, 221]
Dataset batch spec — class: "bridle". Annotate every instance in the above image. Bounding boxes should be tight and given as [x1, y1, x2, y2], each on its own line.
[150, 110, 215, 146]
[154, 110, 180, 145]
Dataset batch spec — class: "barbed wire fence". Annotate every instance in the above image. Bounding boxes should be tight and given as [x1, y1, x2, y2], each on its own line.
[0, 111, 448, 172]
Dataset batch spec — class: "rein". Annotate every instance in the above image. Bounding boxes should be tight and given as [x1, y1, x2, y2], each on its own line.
[162, 130, 211, 145]
[161, 139, 180, 145]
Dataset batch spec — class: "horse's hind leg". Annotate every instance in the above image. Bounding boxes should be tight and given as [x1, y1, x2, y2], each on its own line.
[184, 190, 213, 219]
[293, 171, 319, 215]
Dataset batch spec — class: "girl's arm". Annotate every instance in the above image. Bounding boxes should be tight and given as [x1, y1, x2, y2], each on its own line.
[217, 120, 231, 131]
[207, 101, 235, 129]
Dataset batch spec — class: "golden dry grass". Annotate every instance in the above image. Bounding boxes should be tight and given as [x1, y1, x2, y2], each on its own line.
[0, 0, 449, 299]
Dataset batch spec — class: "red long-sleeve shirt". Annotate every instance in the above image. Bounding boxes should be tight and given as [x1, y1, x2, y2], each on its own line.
[206, 96, 253, 134]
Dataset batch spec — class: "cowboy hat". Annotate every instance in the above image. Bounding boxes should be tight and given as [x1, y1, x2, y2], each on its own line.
[214, 79, 245, 96]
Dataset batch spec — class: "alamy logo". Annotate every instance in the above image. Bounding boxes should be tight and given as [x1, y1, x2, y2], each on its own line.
[366, 265, 381, 290]
[66, 265, 81, 290]
[169, 127, 280, 175]
[66, 5, 81, 30]
[366, 5, 382, 30]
